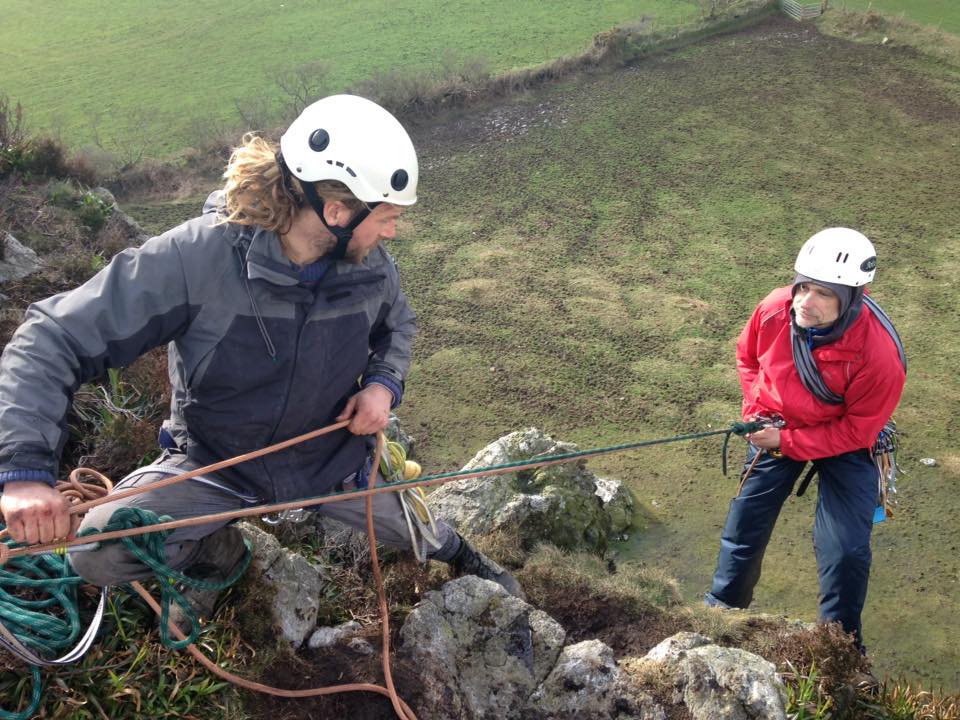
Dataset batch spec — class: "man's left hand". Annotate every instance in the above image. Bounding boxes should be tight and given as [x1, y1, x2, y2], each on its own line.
[336, 384, 393, 435]
[746, 426, 781, 450]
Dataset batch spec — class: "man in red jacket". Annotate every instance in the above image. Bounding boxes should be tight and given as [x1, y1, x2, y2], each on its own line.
[705, 228, 906, 650]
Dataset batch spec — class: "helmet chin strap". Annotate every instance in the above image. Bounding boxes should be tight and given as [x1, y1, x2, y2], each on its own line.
[300, 181, 371, 260]
[277, 151, 377, 261]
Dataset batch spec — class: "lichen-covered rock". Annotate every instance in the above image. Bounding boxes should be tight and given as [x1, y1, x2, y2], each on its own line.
[524, 639, 665, 719]
[427, 428, 634, 553]
[633, 632, 787, 720]
[237, 522, 329, 648]
[399, 575, 566, 719]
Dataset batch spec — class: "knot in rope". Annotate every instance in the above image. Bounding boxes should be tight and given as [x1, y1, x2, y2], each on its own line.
[721, 420, 765, 476]
[729, 420, 765, 437]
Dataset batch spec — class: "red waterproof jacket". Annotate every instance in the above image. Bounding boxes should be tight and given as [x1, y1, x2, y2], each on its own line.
[737, 286, 905, 462]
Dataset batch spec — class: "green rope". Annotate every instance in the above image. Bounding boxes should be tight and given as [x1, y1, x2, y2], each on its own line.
[0, 666, 42, 720]
[0, 507, 252, 717]
[0, 530, 85, 720]
[379, 420, 766, 490]
[100, 507, 252, 649]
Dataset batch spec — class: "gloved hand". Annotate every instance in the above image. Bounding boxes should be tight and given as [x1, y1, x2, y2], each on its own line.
[1, 481, 74, 544]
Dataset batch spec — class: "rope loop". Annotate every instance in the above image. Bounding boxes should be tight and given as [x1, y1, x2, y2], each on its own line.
[95, 507, 252, 649]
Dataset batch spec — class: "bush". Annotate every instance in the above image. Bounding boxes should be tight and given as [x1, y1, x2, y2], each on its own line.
[77, 191, 112, 232]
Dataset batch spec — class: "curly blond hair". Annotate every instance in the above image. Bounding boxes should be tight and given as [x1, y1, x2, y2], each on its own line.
[221, 133, 362, 235]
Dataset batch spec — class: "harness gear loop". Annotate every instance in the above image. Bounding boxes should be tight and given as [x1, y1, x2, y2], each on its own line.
[378, 440, 441, 562]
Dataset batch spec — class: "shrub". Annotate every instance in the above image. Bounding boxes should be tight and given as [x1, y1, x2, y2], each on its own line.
[77, 191, 112, 232]
[24, 136, 69, 178]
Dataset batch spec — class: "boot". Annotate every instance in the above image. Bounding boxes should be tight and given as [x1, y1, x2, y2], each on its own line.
[449, 535, 526, 600]
[167, 525, 249, 637]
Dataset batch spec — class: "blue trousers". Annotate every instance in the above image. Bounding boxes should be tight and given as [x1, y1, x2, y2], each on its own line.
[706, 445, 878, 645]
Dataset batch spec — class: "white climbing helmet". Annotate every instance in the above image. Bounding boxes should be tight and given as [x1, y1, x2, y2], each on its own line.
[794, 227, 877, 287]
[280, 94, 418, 205]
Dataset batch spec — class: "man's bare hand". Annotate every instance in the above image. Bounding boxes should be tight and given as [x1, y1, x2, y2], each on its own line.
[746, 427, 781, 450]
[1, 481, 73, 545]
[336, 384, 394, 436]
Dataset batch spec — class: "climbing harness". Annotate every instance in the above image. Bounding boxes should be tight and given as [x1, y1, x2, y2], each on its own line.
[0, 418, 764, 719]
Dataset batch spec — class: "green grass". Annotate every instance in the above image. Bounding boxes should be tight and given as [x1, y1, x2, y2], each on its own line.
[0, 0, 701, 156]
[833, 0, 960, 35]
[124, 14, 960, 692]
[382, 15, 960, 690]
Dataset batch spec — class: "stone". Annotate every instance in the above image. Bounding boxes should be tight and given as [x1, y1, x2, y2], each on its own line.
[525, 639, 652, 719]
[399, 575, 566, 719]
[308, 620, 363, 649]
[427, 428, 635, 553]
[347, 637, 375, 655]
[237, 522, 329, 648]
[635, 632, 787, 720]
[0, 233, 41, 284]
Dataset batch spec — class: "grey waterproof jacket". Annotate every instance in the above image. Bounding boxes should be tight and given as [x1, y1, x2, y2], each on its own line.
[0, 192, 415, 501]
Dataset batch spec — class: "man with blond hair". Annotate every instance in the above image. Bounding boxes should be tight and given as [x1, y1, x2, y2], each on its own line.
[0, 95, 522, 629]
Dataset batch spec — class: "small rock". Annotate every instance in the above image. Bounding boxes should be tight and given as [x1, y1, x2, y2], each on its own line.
[308, 620, 362, 649]
[347, 637, 374, 655]
[1, 233, 42, 284]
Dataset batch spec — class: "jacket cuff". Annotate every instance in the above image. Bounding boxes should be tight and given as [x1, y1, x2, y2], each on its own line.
[362, 374, 403, 409]
[0, 469, 56, 488]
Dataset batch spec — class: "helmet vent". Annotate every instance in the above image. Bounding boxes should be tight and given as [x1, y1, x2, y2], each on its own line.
[309, 129, 330, 152]
[322, 159, 358, 177]
[391, 169, 409, 191]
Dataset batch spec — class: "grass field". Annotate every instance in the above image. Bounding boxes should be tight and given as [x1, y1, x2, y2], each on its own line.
[834, 0, 960, 34]
[377, 16, 960, 691]
[124, 13, 960, 692]
[0, 0, 702, 156]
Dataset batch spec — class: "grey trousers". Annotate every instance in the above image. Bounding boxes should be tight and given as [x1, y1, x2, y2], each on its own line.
[71, 451, 456, 586]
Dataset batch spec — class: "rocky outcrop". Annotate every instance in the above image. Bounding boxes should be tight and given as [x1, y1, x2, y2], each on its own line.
[399, 577, 668, 720]
[399, 575, 566, 719]
[92, 186, 149, 248]
[528, 639, 665, 720]
[427, 428, 634, 553]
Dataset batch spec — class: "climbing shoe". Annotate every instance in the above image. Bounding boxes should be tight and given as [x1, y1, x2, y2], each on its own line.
[166, 525, 249, 637]
[449, 535, 526, 601]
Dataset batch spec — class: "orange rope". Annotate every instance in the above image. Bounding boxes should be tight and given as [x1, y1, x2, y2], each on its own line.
[1, 423, 420, 717]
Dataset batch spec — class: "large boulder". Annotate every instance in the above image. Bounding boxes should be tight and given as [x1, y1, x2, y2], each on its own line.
[399, 575, 566, 719]
[427, 428, 634, 553]
[0, 232, 41, 284]
[628, 631, 787, 720]
[237, 522, 329, 648]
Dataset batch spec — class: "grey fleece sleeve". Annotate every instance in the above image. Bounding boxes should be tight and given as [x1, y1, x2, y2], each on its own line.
[0, 233, 191, 479]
